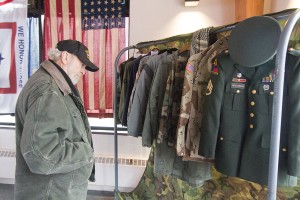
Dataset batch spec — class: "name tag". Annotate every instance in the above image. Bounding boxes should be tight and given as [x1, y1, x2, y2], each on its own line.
[231, 83, 245, 89]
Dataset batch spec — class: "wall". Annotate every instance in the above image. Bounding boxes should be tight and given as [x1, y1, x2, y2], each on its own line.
[269, 0, 300, 12]
[129, 0, 236, 45]
[0, 125, 151, 192]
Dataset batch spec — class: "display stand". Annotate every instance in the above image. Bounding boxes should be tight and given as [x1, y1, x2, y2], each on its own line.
[268, 8, 300, 200]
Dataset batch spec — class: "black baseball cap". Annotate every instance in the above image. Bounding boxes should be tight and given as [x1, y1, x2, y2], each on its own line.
[56, 40, 99, 72]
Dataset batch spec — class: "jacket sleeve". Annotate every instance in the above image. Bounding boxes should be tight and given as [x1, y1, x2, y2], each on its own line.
[287, 56, 300, 177]
[21, 90, 94, 175]
[199, 59, 225, 159]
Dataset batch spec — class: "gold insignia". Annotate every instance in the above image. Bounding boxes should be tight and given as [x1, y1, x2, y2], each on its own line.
[85, 50, 90, 59]
[206, 79, 213, 95]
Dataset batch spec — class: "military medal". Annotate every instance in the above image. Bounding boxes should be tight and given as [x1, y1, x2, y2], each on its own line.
[263, 84, 270, 91]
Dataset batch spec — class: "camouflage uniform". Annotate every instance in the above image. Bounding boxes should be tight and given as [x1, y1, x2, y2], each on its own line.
[154, 50, 212, 187]
[177, 37, 229, 160]
[142, 51, 179, 147]
[190, 27, 211, 56]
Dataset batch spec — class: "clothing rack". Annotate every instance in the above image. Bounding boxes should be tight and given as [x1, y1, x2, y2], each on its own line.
[112, 8, 300, 199]
[113, 39, 170, 198]
[268, 8, 300, 200]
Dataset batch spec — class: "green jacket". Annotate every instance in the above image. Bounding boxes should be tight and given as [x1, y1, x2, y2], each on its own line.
[199, 51, 300, 186]
[14, 60, 94, 200]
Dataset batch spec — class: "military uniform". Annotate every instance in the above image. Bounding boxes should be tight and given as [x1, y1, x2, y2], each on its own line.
[154, 50, 211, 186]
[127, 52, 167, 137]
[177, 37, 228, 159]
[199, 51, 300, 186]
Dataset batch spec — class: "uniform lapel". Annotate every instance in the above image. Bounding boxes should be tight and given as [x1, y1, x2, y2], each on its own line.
[234, 58, 275, 84]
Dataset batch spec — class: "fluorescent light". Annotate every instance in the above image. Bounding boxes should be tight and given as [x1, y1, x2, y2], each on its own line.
[185, 0, 199, 7]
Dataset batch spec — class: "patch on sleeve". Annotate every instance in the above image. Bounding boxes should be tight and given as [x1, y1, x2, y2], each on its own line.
[185, 62, 194, 74]
[211, 59, 219, 75]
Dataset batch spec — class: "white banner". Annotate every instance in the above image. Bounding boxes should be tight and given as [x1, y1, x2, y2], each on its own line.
[0, 0, 28, 113]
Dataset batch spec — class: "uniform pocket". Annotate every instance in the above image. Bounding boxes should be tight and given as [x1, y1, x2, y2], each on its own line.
[258, 83, 274, 115]
[224, 83, 248, 111]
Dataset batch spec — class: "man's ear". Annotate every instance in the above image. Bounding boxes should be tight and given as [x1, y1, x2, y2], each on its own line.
[61, 51, 69, 65]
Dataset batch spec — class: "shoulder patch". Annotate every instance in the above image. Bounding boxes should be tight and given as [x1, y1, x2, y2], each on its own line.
[185, 62, 194, 74]
[211, 59, 219, 75]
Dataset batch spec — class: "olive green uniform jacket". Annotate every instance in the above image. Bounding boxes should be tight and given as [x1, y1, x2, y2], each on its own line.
[199, 51, 300, 186]
[14, 60, 94, 200]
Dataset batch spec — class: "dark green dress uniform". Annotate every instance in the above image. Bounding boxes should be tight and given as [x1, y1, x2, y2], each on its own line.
[199, 51, 300, 186]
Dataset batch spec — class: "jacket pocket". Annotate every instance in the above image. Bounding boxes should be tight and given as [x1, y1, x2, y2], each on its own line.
[71, 162, 93, 188]
[223, 83, 247, 111]
[71, 108, 89, 143]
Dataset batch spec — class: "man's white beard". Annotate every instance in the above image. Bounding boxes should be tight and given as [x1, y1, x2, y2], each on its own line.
[70, 74, 80, 85]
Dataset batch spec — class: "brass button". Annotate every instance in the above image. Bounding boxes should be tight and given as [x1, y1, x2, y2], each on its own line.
[250, 113, 255, 118]
[249, 124, 254, 129]
[220, 137, 224, 141]
[282, 148, 287, 152]
[236, 90, 240, 94]
[251, 101, 255, 106]
[252, 90, 257, 94]
[270, 91, 274, 95]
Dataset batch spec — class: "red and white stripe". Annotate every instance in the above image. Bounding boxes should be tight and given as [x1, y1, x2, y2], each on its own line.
[44, 0, 126, 117]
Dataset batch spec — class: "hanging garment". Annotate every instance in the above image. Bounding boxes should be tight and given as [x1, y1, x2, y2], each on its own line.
[122, 55, 144, 126]
[118, 58, 136, 122]
[176, 37, 228, 158]
[127, 52, 168, 137]
[153, 50, 212, 186]
[116, 57, 135, 124]
[199, 50, 300, 186]
[142, 50, 179, 147]
[190, 27, 211, 56]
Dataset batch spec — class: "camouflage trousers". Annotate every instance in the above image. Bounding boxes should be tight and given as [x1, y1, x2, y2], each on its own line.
[117, 143, 300, 200]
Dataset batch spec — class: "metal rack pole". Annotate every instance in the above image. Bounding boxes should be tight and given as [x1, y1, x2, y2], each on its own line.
[268, 8, 300, 200]
[113, 45, 135, 199]
[113, 40, 170, 199]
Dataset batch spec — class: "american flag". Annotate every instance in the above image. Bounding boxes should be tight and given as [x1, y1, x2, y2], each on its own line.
[43, 0, 127, 117]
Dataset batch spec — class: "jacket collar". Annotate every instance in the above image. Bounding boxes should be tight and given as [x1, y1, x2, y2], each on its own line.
[40, 60, 72, 96]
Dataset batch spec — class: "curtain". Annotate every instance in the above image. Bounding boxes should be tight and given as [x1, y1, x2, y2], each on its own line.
[43, 0, 127, 118]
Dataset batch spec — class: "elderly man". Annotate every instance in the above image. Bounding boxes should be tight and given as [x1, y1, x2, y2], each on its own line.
[14, 40, 98, 200]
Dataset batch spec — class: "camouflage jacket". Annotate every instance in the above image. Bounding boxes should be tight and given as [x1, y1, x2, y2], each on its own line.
[154, 50, 212, 186]
[176, 37, 229, 159]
